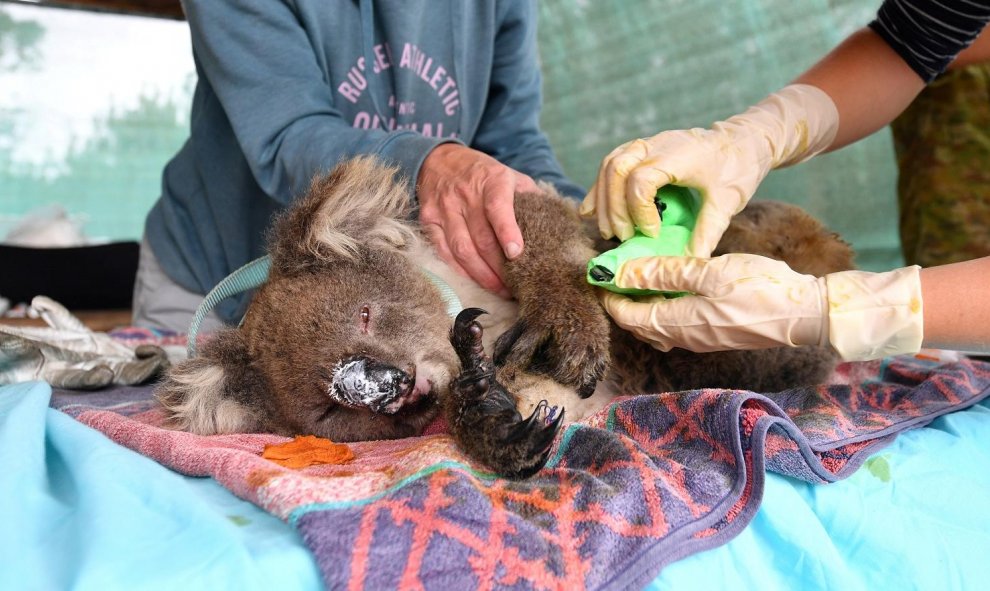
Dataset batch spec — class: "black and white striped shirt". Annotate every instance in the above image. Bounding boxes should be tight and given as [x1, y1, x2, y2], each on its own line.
[870, 0, 990, 82]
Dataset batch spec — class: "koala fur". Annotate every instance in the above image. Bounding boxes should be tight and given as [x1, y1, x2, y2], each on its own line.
[156, 156, 854, 478]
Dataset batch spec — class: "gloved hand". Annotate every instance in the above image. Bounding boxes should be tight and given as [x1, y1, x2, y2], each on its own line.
[580, 84, 839, 257]
[599, 254, 924, 362]
[0, 296, 169, 389]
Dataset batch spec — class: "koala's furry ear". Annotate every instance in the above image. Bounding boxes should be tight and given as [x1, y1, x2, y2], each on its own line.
[156, 330, 265, 435]
[268, 156, 420, 273]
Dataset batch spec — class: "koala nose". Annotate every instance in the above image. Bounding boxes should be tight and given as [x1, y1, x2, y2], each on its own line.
[364, 360, 414, 396]
[399, 366, 416, 395]
[327, 357, 421, 413]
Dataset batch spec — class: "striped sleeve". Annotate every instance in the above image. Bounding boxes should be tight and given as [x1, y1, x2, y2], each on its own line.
[869, 0, 990, 82]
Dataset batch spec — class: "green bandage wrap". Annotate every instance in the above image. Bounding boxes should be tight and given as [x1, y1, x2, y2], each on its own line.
[587, 185, 699, 296]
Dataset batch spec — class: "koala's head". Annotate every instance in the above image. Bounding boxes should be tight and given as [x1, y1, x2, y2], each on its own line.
[158, 157, 458, 442]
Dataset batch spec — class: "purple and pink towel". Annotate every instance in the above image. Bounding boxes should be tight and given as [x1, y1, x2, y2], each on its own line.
[56, 345, 990, 591]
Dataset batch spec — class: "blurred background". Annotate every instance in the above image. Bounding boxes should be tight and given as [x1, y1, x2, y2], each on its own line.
[0, 0, 899, 270]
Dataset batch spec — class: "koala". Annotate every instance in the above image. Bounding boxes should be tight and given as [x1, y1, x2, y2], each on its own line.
[156, 156, 854, 478]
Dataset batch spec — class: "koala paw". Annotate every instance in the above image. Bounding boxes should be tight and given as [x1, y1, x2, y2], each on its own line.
[445, 308, 564, 479]
[492, 298, 610, 399]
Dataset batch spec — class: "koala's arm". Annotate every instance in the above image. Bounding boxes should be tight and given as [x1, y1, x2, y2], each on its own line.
[495, 189, 610, 396]
[504, 190, 598, 301]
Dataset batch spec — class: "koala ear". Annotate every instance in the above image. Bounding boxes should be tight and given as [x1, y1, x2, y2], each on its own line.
[156, 330, 263, 435]
[267, 156, 420, 272]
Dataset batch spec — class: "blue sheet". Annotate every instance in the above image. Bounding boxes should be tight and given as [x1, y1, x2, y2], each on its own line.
[0, 382, 321, 591]
[652, 397, 990, 590]
[4, 380, 989, 590]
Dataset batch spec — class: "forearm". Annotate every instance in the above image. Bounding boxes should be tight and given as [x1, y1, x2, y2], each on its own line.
[274, 123, 452, 203]
[470, 0, 584, 199]
[919, 257, 990, 353]
[793, 28, 925, 151]
[184, 0, 451, 203]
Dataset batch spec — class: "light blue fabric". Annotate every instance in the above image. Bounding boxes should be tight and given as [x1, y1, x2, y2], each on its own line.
[0, 382, 321, 591]
[648, 398, 990, 590]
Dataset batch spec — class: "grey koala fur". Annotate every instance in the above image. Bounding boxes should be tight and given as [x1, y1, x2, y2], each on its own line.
[156, 156, 854, 478]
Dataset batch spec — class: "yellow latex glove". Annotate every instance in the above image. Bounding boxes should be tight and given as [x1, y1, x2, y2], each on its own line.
[600, 254, 924, 362]
[580, 84, 839, 257]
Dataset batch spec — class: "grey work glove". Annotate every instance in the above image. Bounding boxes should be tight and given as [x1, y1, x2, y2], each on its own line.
[0, 296, 169, 390]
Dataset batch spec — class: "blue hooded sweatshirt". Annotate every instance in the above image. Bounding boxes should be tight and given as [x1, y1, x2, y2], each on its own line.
[145, 0, 584, 323]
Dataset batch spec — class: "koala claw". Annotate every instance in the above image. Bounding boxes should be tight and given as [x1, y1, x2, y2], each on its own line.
[446, 308, 564, 479]
[504, 399, 566, 461]
[505, 400, 548, 443]
[450, 307, 489, 371]
[492, 315, 607, 401]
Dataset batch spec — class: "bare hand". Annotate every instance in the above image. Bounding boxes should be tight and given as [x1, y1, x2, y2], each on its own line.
[417, 144, 538, 297]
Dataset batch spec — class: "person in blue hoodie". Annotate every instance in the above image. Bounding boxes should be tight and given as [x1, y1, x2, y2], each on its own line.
[132, 0, 584, 333]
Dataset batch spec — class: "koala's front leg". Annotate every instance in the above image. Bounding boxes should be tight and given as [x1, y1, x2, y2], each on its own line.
[496, 190, 611, 398]
[445, 308, 564, 478]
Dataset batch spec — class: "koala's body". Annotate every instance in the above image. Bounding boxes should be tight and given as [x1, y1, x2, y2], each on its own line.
[157, 157, 854, 478]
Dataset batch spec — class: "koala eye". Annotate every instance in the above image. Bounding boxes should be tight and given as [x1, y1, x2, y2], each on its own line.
[359, 305, 371, 333]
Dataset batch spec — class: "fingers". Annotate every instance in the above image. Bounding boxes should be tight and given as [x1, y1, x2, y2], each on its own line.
[600, 288, 731, 354]
[625, 165, 671, 238]
[421, 223, 470, 280]
[617, 253, 802, 297]
[578, 192, 595, 218]
[580, 140, 631, 218]
[685, 205, 733, 258]
[603, 156, 641, 241]
[417, 149, 520, 298]
[593, 165, 613, 240]
[597, 291, 675, 352]
[605, 140, 652, 241]
[582, 139, 651, 240]
[462, 210, 510, 292]
[417, 146, 560, 298]
[613, 256, 711, 294]
[580, 146, 616, 237]
[583, 141, 669, 240]
[512, 171, 540, 195]
[444, 212, 509, 297]
[488, 173, 528, 260]
[424, 220, 510, 297]
[464, 170, 531, 294]
[460, 170, 530, 291]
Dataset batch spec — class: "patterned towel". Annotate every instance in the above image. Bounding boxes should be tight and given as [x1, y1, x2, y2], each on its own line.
[57, 354, 990, 590]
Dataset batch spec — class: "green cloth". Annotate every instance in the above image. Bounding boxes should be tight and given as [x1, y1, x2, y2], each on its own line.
[890, 63, 990, 268]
